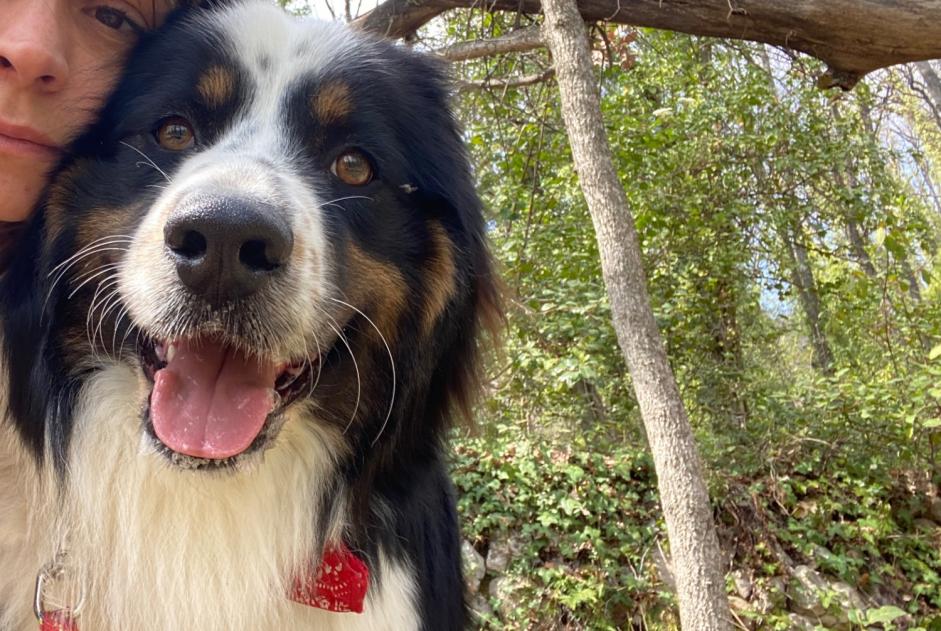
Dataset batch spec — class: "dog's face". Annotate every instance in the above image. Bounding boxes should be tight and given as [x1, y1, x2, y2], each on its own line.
[4, 2, 497, 473]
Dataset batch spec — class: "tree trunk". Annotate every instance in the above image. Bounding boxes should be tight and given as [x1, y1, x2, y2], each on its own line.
[829, 155, 876, 277]
[915, 62, 941, 111]
[826, 105, 876, 277]
[710, 278, 749, 428]
[845, 216, 876, 277]
[781, 220, 834, 373]
[539, 0, 731, 627]
[900, 256, 924, 304]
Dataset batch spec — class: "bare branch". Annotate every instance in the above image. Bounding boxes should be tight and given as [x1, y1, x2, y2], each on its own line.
[436, 25, 544, 62]
[351, 0, 446, 38]
[458, 68, 555, 91]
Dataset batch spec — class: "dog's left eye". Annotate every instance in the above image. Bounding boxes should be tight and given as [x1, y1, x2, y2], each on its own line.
[155, 117, 195, 151]
[331, 150, 373, 186]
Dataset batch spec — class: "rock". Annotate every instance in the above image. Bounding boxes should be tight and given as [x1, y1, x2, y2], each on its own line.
[819, 613, 845, 629]
[788, 613, 819, 630]
[729, 569, 753, 599]
[789, 566, 869, 629]
[831, 581, 867, 613]
[468, 592, 493, 622]
[753, 589, 774, 614]
[488, 575, 530, 618]
[486, 535, 523, 574]
[462, 540, 486, 594]
[753, 576, 787, 614]
[728, 595, 750, 613]
[809, 543, 839, 568]
[789, 565, 829, 616]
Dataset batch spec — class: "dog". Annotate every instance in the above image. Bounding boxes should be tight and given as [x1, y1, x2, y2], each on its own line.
[0, 2, 499, 630]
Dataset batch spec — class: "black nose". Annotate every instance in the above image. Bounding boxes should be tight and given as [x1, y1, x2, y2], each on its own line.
[164, 195, 293, 303]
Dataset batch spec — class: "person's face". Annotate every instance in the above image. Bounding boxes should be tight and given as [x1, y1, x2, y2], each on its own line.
[0, 0, 175, 222]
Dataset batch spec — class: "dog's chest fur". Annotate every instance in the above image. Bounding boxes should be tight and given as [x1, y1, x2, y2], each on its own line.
[0, 366, 419, 631]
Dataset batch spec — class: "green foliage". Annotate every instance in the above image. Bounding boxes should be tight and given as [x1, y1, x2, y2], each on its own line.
[452, 429, 677, 629]
[431, 8, 941, 629]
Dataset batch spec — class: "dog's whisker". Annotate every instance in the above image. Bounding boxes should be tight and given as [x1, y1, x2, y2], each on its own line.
[111, 304, 132, 360]
[117, 314, 138, 360]
[84, 278, 117, 343]
[308, 333, 324, 398]
[44, 243, 129, 316]
[318, 314, 361, 434]
[121, 141, 171, 182]
[66, 263, 120, 300]
[96, 293, 126, 359]
[47, 235, 133, 277]
[85, 281, 120, 361]
[320, 195, 374, 206]
[327, 297, 397, 447]
[92, 288, 122, 351]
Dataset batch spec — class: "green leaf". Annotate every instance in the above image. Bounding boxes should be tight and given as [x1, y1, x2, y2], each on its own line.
[930, 344, 941, 361]
[865, 605, 907, 624]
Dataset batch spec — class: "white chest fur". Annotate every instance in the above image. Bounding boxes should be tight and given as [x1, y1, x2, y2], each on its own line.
[0, 366, 419, 631]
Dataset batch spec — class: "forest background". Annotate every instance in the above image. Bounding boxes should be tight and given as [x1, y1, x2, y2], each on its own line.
[293, 1, 941, 628]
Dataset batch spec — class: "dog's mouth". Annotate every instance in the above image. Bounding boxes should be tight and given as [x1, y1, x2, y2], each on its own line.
[139, 335, 316, 466]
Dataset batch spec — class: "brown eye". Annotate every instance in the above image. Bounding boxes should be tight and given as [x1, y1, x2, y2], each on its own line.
[92, 7, 140, 33]
[331, 150, 373, 186]
[155, 117, 195, 151]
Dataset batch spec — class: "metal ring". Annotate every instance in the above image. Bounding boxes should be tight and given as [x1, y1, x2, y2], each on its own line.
[34, 553, 85, 621]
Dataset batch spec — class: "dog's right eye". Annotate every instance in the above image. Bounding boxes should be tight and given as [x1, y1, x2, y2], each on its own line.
[155, 117, 195, 151]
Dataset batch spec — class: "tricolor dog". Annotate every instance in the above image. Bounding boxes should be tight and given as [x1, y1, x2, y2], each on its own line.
[0, 2, 498, 630]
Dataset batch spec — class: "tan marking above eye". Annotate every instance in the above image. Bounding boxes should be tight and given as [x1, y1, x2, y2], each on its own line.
[156, 117, 195, 151]
[332, 150, 373, 186]
[197, 65, 236, 108]
[311, 82, 353, 124]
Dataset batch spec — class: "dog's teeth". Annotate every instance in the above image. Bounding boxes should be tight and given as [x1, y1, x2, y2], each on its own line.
[154, 343, 167, 362]
[166, 343, 177, 363]
[270, 389, 283, 410]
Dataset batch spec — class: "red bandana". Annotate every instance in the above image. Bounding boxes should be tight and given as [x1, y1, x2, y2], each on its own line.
[38, 544, 369, 630]
[39, 611, 77, 631]
[290, 543, 371, 613]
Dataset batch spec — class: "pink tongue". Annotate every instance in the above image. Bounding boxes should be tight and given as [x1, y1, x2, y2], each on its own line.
[150, 339, 279, 460]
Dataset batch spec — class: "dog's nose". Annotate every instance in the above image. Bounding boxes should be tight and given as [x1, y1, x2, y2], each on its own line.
[164, 195, 293, 303]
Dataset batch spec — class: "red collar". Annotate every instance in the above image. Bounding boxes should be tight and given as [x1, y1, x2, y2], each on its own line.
[38, 544, 369, 631]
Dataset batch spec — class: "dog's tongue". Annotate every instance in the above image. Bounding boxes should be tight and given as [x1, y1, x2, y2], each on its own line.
[151, 339, 279, 459]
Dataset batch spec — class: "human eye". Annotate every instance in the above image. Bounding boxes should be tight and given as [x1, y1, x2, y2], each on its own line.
[85, 5, 146, 35]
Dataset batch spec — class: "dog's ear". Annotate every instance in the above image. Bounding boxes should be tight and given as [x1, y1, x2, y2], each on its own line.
[382, 50, 505, 416]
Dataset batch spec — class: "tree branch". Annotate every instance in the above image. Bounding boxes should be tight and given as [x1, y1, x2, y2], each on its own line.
[436, 25, 544, 62]
[458, 68, 555, 91]
[353, 0, 941, 88]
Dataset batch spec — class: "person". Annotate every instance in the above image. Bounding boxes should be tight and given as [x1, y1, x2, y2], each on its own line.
[0, 0, 187, 261]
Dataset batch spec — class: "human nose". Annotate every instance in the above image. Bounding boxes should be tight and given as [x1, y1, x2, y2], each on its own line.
[0, 2, 71, 92]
